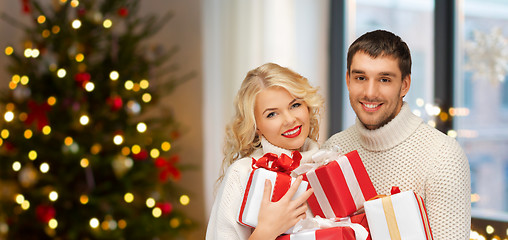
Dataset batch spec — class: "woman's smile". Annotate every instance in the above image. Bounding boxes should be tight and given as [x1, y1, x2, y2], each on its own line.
[282, 125, 302, 138]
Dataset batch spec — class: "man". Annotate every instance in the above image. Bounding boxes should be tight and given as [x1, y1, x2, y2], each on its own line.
[323, 30, 471, 239]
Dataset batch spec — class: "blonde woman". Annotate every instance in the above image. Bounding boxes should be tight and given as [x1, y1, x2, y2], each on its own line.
[206, 63, 324, 240]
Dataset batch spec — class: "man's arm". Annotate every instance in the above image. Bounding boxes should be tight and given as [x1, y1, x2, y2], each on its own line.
[426, 138, 471, 240]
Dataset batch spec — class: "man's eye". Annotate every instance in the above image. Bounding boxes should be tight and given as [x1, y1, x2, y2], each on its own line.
[356, 76, 366, 81]
[380, 78, 390, 83]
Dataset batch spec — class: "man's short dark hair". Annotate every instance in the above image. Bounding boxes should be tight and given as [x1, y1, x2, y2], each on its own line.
[347, 30, 412, 79]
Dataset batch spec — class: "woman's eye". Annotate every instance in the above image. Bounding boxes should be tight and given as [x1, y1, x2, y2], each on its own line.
[291, 103, 301, 109]
[266, 112, 276, 118]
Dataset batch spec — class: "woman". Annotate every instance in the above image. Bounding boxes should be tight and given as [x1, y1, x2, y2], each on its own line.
[206, 63, 324, 240]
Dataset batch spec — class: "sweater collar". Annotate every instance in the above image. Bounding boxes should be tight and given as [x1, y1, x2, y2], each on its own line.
[355, 102, 423, 151]
[259, 137, 319, 164]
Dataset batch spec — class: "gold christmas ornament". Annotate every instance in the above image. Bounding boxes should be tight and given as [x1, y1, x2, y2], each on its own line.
[18, 164, 38, 188]
[112, 155, 133, 178]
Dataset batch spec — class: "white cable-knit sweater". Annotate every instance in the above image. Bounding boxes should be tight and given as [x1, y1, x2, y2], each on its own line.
[206, 137, 320, 240]
[323, 102, 471, 240]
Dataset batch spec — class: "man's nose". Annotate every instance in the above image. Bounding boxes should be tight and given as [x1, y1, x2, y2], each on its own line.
[364, 80, 378, 99]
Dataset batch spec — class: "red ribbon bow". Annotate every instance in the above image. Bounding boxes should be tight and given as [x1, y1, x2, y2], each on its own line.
[251, 151, 302, 202]
[390, 186, 401, 195]
[154, 155, 181, 182]
[368, 186, 403, 202]
[251, 151, 302, 175]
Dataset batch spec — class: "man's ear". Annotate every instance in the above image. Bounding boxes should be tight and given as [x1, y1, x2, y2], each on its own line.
[346, 71, 351, 89]
[400, 74, 411, 98]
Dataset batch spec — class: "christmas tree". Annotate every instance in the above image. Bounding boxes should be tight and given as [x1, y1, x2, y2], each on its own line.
[0, 0, 195, 239]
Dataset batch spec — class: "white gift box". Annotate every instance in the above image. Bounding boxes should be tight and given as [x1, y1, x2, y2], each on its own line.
[237, 168, 309, 234]
[364, 190, 433, 240]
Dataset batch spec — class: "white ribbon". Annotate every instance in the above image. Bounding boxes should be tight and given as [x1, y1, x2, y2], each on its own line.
[292, 146, 342, 176]
[300, 147, 366, 218]
[306, 170, 336, 218]
[292, 216, 368, 240]
[336, 155, 366, 210]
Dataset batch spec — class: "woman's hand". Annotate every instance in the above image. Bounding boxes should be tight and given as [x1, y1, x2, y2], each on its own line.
[248, 175, 313, 240]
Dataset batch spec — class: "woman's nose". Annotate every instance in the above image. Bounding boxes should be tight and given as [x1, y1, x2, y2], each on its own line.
[283, 111, 297, 125]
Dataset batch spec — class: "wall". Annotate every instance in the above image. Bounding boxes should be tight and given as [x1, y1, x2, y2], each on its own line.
[140, 1, 205, 238]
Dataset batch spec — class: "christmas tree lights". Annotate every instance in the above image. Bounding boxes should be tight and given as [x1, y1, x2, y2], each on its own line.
[0, 0, 195, 239]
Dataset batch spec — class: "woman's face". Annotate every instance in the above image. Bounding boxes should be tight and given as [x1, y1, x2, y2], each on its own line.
[254, 86, 310, 150]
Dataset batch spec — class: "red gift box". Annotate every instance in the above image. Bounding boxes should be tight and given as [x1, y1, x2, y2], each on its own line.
[303, 150, 377, 218]
[237, 152, 308, 234]
[350, 213, 371, 240]
[276, 226, 355, 240]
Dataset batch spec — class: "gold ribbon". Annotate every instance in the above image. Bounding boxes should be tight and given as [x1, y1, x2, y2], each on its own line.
[381, 197, 401, 240]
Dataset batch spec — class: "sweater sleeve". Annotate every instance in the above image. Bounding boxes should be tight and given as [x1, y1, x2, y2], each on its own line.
[206, 160, 252, 240]
[426, 138, 471, 240]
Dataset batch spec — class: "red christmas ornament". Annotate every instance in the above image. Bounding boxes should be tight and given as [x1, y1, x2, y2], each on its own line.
[154, 155, 181, 182]
[36, 204, 56, 223]
[77, 7, 87, 17]
[118, 7, 128, 17]
[25, 100, 51, 131]
[132, 149, 148, 161]
[22, 0, 31, 14]
[156, 202, 173, 216]
[1, 141, 16, 152]
[107, 96, 123, 111]
[74, 72, 91, 87]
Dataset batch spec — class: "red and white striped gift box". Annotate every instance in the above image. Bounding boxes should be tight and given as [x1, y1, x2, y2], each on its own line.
[303, 150, 377, 219]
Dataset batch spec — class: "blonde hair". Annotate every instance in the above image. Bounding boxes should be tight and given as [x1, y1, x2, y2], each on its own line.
[218, 63, 324, 184]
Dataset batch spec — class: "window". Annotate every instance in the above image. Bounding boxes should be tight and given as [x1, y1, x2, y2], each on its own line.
[502, 75, 508, 109]
[456, 0, 508, 214]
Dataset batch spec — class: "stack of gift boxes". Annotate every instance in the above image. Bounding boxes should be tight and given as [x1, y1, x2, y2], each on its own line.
[237, 150, 434, 240]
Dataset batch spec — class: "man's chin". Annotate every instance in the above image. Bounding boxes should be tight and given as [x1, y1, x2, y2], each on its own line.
[358, 117, 383, 130]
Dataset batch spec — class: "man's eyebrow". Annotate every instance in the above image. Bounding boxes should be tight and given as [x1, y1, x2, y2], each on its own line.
[351, 69, 365, 74]
[379, 71, 397, 77]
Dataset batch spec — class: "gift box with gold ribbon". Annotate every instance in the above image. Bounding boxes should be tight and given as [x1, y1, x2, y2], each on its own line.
[364, 187, 433, 240]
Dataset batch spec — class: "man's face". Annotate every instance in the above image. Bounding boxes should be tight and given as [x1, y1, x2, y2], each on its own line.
[346, 52, 411, 130]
